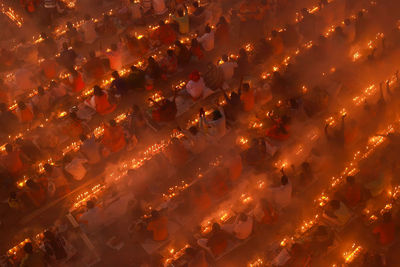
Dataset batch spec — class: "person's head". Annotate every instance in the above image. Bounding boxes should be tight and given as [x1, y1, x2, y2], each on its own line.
[301, 8, 309, 16]
[111, 71, 120, 79]
[26, 179, 39, 190]
[218, 16, 227, 25]
[84, 14, 91, 21]
[40, 32, 48, 40]
[193, 1, 199, 8]
[62, 154, 72, 164]
[222, 54, 228, 62]
[344, 18, 351, 26]
[242, 83, 250, 92]
[167, 49, 174, 57]
[239, 48, 246, 57]
[314, 225, 328, 236]
[174, 40, 183, 47]
[23, 242, 33, 254]
[44, 230, 55, 241]
[205, 25, 211, 33]
[67, 21, 73, 29]
[212, 222, 221, 232]
[111, 43, 118, 52]
[151, 210, 160, 219]
[357, 11, 363, 19]
[383, 211, 392, 223]
[86, 200, 95, 209]
[132, 104, 140, 114]
[346, 176, 355, 185]
[130, 66, 138, 72]
[212, 109, 222, 121]
[62, 42, 69, 51]
[109, 119, 117, 127]
[281, 174, 288, 185]
[44, 163, 53, 173]
[37, 86, 45, 96]
[185, 247, 196, 257]
[5, 143, 13, 153]
[148, 56, 156, 65]
[0, 103, 7, 112]
[177, 9, 184, 17]
[271, 30, 278, 37]
[334, 26, 343, 35]
[89, 50, 96, 59]
[159, 20, 165, 27]
[238, 212, 247, 222]
[18, 101, 26, 110]
[189, 126, 198, 136]
[79, 134, 87, 142]
[329, 199, 341, 210]
[9, 191, 17, 199]
[93, 85, 103, 96]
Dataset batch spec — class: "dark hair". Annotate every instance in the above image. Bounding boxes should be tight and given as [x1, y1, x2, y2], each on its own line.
[79, 134, 87, 142]
[38, 86, 45, 95]
[89, 51, 96, 58]
[281, 175, 288, 185]
[84, 14, 91, 21]
[242, 83, 250, 91]
[346, 176, 355, 185]
[177, 9, 184, 17]
[44, 163, 53, 173]
[159, 20, 165, 26]
[87, 200, 95, 209]
[111, 43, 118, 51]
[93, 85, 103, 96]
[111, 71, 120, 79]
[205, 25, 211, 33]
[383, 212, 392, 223]
[23, 242, 33, 254]
[212, 109, 222, 120]
[222, 54, 228, 62]
[5, 143, 12, 153]
[193, 1, 199, 8]
[189, 126, 198, 135]
[167, 49, 174, 57]
[109, 119, 117, 127]
[18, 101, 26, 110]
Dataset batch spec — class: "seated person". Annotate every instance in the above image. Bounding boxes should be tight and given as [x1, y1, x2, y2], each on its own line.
[184, 247, 209, 267]
[151, 20, 176, 46]
[44, 164, 70, 198]
[197, 223, 229, 257]
[240, 83, 255, 112]
[24, 179, 47, 207]
[265, 114, 290, 141]
[160, 49, 178, 74]
[146, 210, 169, 241]
[309, 225, 334, 256]
[343, 176, 362, 207]
[267, 173, 292, 210]
[68, 69, 85, 93]
[150, 97, 177, 122]
[20, 242, 46, 267]
[253, 198, 279, 225]
[2, 144, 25, 177]
[32, 86, 52, 115]
[14, 101, 34, 124]
[79, 134, 101, 164]
[86, 86, 116, 115]
[127, 66, 146, 90]
[63, 154, 88, 181]
[207, 107, 226, 139]
[101, 119, 126, 153]
[110, 71, 129, 96]
[203, 62, 224, 91]
[221, 213, 253, 240]
[15, 137, 42, 163]
[183, 126, 207, 154]
[79, 200, 104, 232]
[224, 150, 242, 182]
[163, 137, 189, 167]
[186, 70, 207, 100]
[174, 41, 191, 66]
[372, 212, 396, 246]
[191, 185, 212, 214]
[83, 51, 105, 81]
[243, 138, 267, 167]
[323, 199, 352, 226]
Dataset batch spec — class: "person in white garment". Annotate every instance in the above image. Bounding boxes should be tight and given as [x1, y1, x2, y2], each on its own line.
[221, 213, 253, 240]
[152, 0, 167, 15]
[197, 25, 215, 52]
[219, 54, 238, 81]
[81, 14, 98, 44]
[267, 173, 292, 210]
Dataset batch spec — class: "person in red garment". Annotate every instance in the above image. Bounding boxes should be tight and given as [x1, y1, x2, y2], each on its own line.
[151, 20, 177, 46]
[101, 119, 126, 153]
[90, 86, 116, 115]
[373, 212, 396, 246]
[2, 144, 25, 177]
[343, 176, 362, 207]
[147, 210, 169, 241]
[69, 69, 85, 93]
[14, 101, 34, 124]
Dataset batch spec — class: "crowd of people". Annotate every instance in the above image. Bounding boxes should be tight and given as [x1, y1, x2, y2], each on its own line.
[2, 0, 400, 266]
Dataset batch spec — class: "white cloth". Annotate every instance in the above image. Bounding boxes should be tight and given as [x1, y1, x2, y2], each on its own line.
[219, 61, 238, 81]
[208, 107, 226, 139]
[186, 78, 206, 99]
[80, 207, 104, 232]
[197, 31, 215, 51]
[81, 20, 97, 44]
[268, 181, 292, 209]
[222, 215, 253, 240]
[65, 157, 88, 180]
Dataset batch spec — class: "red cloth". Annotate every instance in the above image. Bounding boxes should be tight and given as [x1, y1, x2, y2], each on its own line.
[95, 94, 116, 115]
[373, 222, 396, 245]
[101, 125, 126, 153]
[153, 24, 176, 45]
[189, 70, 201, 82]
[71, 73, 85, 92]
[345, 184, 361, 207]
